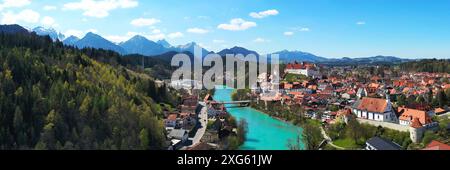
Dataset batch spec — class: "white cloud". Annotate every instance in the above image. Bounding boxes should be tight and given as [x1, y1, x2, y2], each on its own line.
[250, 9, 279, 19]
[253, 37, 270, 43]
[105, 32, 139, 43]
[130, 18, 160, 27]
[86, 29, 97, 33]
[43, 5, 57, 11]
[290, 27, 311, 32]
[64, 29, 84, 37]
[213, 39, 225, 43]
[0, 0, 31, 9]
[284, 31, 294, 36]
[197, 16, 210, 19]
[151, 28, 161, 34]
[187, 28, 209, 34]
[105, 35, 129, 43]
[198, 43, 210, 50]
[357, 21, 366, 25]
[299, 28, 310, 32]
[63, 0, 138, 18]
[1, 9, 40, 24]
[106, 31, 167, 43]
[217, 18, 256, 31]
[148, 33, 165, 40]
[168, 32, 183, 39]
[41, 16, 58, 27]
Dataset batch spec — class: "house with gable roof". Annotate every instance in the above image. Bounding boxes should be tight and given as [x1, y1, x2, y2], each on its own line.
[352, 97, 397, 123]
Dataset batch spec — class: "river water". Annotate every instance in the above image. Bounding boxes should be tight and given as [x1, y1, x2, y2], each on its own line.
[213, 87, 304, 150]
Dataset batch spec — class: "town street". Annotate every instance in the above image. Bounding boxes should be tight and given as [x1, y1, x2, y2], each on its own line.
[188, 102, 208, 147]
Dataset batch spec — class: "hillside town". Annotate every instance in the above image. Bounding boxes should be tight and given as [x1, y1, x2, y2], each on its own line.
[161, 61, 450, 150]
[249, 62, 450, 150]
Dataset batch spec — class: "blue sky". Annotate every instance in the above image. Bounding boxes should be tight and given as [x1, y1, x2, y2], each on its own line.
[1, 0, 450, 59]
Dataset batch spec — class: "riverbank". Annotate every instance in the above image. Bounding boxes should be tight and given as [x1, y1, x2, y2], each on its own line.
[214, 87, 304, 150]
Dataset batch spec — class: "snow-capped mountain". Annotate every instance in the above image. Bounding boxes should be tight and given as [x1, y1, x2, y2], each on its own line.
[32, 26, 65, 41]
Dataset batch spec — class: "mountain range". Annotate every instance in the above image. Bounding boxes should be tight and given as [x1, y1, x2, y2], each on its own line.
[1, 24, 413, 65]
[218, 46, 260, 57]
[75, 32, 127, 54]
[119, 35, 167, 56]
[32, 26, 65, 41]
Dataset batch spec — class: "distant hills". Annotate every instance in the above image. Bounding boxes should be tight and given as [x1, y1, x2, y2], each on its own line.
[157, 39, 172, 48]
[0, 24, 29, 34]
[75, 32, 127, 54]
[174, 42, 211, 57]
[119, 35, 167, 56]
[0, 24, 414, 65]
[62, 35, 80, 46]
[320, 56, 412, 65]
[218, 46, 259, 57]
[270, 50, 329, 63]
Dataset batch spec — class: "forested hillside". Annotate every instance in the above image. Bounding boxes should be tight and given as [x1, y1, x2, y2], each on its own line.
[399, 59, 450, 73]
[0, 32, 174, 150]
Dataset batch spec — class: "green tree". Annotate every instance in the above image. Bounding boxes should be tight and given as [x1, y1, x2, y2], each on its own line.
[237, 119, 248, 144]
[397, 94, 407, 106]
[13, 107, 23, 133]
[422, 131, 438, 145]
[416, 95, 426, 104]
[436, 90, 447, 108]
[301, 123, 323, 150]
[227, 136, 240, 150]
[346, 119, 362, 144]
[139, 128, 150, 150]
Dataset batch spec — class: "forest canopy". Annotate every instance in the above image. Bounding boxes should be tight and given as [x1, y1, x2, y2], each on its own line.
[0, 32, 175, 150]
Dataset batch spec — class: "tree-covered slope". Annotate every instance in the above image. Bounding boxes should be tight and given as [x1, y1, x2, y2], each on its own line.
[0, 32, 168, 150]
[399, 59, 450, 73]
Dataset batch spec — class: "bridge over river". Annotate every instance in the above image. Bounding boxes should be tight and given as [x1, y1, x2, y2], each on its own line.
[210, 100, 251, 107]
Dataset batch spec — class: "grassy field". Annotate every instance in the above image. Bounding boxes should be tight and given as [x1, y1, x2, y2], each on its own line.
[306, 119, 322, 127]
[333, 138, 363, 149]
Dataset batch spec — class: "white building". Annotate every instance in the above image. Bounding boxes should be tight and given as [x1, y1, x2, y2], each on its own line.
[284, 62, 320, 78]
[352, 97, 398, 123]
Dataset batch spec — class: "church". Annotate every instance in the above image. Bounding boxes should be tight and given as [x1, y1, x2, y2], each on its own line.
[352, 96, 398, 123]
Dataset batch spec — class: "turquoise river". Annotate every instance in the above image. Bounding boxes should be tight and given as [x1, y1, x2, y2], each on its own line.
[213, 87, 304, 150]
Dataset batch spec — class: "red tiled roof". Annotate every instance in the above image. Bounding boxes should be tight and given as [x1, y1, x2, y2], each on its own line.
[442, 84, 450, 89]
[286, 63, 315, 70]
[423, 140, 450, 150]
[398, 107, 433, 125]
[410, 117, 423, 128]
[356, 97, 388, 113]
[167, 114, 177, 121]
[435, 108, 446, 113]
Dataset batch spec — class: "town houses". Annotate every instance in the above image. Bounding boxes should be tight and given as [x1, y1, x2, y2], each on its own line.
[163, 95, 200, 150]
[398, 107, 434, 127]
[164, 61, 450, 150]
[285, 62, 321, 78]
[251, 62, 450, 147]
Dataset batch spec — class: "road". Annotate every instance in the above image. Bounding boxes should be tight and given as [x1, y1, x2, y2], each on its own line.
[188, 102, 208, 147]
[320, 127, 345, 150]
